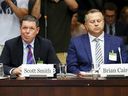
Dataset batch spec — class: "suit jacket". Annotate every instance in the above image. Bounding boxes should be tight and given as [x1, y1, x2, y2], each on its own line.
[104, 22, 128, 36]
[0, 36, 60, 75]
[67, 34, 128, 74]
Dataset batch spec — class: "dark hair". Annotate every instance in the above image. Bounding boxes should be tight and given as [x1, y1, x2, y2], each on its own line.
[20, 15, 39, 27]
[77, 10, 86, 24]
[119, 6, 128, 23]
[104, 2, 117, 12]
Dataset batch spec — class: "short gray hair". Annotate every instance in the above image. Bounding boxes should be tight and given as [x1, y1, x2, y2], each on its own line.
[85, 9, 103, 21]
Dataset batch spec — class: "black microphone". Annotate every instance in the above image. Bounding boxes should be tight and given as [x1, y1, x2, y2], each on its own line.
[118, 47, 122, 64]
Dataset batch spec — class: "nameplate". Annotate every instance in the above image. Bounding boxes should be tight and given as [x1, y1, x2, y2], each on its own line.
[21, 64, 55, 77]
[99, 64, 128, 77]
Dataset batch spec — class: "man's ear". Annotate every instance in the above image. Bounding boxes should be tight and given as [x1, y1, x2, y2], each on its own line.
[36, 27, 40, 34]
[84, 23, 88, 31]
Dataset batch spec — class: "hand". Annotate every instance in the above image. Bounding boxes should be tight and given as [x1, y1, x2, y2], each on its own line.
[12, 66, 22, 76]
[16, 76, 26, 80]
[77, 71, 87, 78]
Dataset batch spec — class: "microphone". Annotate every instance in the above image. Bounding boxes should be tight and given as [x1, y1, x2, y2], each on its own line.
[118, 47, 122, 64]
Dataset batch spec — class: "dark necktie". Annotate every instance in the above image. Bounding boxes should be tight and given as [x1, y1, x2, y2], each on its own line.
[109, 25, 113, 35]
[27, 44, 35, 64]
[95, 38, 103, 69]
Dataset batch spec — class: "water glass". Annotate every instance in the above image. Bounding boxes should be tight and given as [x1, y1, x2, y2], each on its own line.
[59, 63, 67, 74]
[0, 63, 4, 77]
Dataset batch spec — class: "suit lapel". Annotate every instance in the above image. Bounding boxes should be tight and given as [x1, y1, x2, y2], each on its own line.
[115, 23, 118, 35]
[82, 35, 92, 63]
[104, 34, 111, 64]
[16, 37, 23, 65]
[104, 24, 107, 33]
[34, 37, 40, 63]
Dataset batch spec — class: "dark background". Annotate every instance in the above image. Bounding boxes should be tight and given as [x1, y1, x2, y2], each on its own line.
[77, 0, 128, 11]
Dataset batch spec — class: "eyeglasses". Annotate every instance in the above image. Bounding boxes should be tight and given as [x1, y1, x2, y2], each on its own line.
[105, 15, 116, 18]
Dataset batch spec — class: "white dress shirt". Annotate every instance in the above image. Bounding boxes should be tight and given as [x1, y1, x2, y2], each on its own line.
[22, 40, 35, 64]
[88, 32, 104, 70]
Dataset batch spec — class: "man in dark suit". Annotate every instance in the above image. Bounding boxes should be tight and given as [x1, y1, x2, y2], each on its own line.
[103, 2, 128, 37]
[103, 2, 128, 51]
[0, 15, 60, 76]
[67, 9, 128, 77]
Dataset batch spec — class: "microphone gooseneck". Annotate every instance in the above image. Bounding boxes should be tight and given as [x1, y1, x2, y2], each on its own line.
[118, 47, 122, 64]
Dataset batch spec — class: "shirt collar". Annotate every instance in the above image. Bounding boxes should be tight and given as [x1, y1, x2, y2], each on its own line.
[106, 23, 115, 27]
[23, 39, 35, 49]
[88, 32, 104, 42]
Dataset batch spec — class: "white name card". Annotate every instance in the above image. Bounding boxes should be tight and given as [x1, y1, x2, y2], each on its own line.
[21, 64, 55, 77]
[99, 64, 128, 77]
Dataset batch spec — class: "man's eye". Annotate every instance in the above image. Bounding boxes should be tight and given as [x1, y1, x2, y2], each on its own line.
[89, 19, 102, 23]
[97, 19, 101, 23]
[22, 27, 34, 30]
[90, 20, 95, 23]
[22, 27, 28, 30]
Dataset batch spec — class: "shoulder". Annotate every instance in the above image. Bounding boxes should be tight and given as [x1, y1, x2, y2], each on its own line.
[36, 36, 51, 43]
[71, 34, 88, 40]
[70, 34, 88, 42]
[105, 34, 123, 44]
[105, 34, 123, 41]
[35, 36, 53, 46]
[5, 36, 21, 45]
[69, 34, 88, 48]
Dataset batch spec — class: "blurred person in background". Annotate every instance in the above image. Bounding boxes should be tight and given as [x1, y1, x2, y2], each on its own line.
[103, 2, 128, 48]
[119, 6, 128, 25]
[118, 6, 128, 51]
[0, 0, 29, 54]
[103, 2, 118, 36]
[71, 11, 87, 37]
[29, 0, 78, 53]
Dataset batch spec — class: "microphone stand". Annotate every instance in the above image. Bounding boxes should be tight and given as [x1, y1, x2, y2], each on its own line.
[118, 47, 123, 64]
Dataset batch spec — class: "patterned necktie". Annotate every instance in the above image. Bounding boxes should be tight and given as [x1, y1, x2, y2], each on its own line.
[95, 38, 103, 70]
[27, 44, 35, 64]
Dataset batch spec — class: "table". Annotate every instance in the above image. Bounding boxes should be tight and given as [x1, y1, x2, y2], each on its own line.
[0, 78, 128, 96]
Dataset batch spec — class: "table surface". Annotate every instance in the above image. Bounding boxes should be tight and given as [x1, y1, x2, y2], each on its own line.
[0, 76, 128, 87]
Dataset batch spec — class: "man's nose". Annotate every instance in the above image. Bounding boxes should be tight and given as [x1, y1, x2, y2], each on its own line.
[94, 21, 99, 25]
[26, 28, 30, 33]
